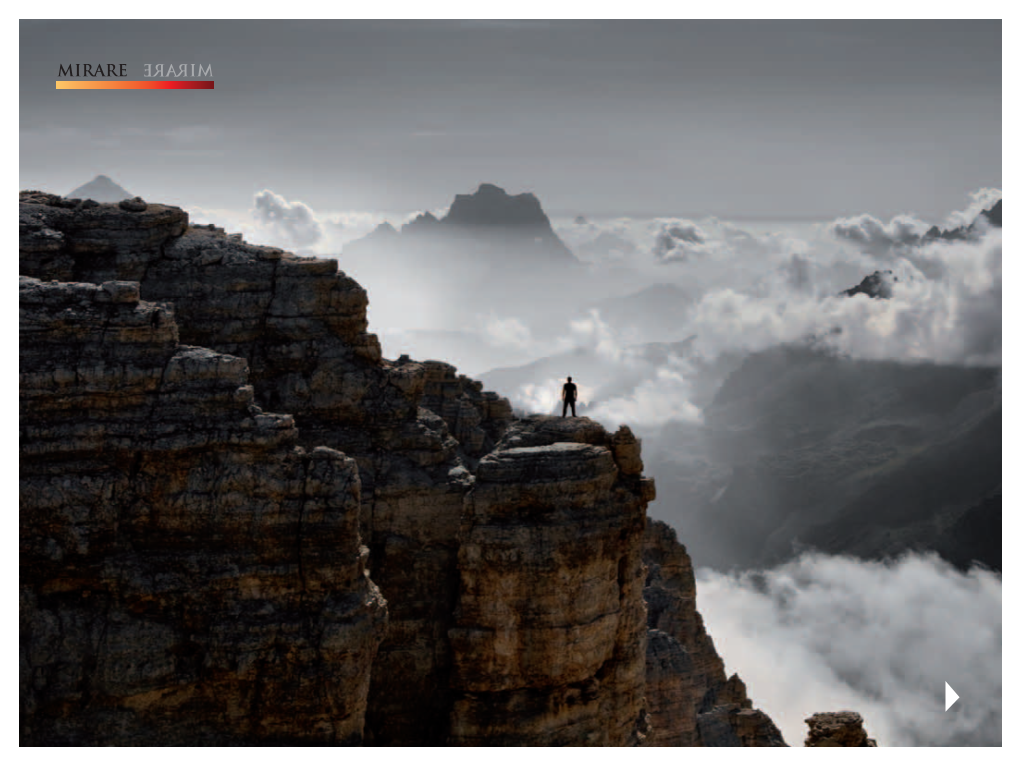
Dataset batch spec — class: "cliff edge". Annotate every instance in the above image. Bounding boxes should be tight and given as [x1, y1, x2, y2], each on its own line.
[20, 191, 801, 745]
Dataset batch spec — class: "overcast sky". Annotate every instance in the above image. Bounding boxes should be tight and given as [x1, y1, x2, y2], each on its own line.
[20, 19, 1001, 220]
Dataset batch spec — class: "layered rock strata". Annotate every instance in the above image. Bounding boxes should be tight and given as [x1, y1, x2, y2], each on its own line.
[19, 277, 386, 744]
[642, 519, 786, 746]
[419, 360, 513, 460]
[448, 416, 655, 745]
[20, 192, 790, 746]
[804, 711, 878, 747]
[19, 192, 510, 745]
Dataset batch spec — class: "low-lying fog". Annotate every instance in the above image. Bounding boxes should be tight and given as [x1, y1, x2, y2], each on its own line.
[190, 186, 1002, 746]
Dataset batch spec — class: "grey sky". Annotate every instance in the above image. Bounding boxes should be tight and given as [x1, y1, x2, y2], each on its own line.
[20, 20, 1001, 220]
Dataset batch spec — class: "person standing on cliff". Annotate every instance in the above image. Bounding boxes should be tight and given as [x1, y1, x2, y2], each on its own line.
[561, 376, 578, 417]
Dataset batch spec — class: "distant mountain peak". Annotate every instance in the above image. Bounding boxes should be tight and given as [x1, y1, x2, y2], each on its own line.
[839, 270, 897, 299]
[924, 199, 1003, 242]
[982, 199, 1002, 227]
[442, 183, 549, 227]
[401, 211, 440, 234]
[67, 175, 132, 203]
[343, 182, 576, 264]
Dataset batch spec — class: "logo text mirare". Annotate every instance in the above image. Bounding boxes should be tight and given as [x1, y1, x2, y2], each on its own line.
[57, 64, 212, 77]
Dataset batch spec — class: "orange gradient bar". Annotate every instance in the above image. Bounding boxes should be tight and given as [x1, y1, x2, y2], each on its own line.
[55, 80, 214, 90]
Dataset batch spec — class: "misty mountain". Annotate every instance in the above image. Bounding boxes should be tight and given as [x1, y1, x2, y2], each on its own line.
[577, 231, 637, 259]
[645, 344, 1001, 572]
[838, 270, 897, 299]
[67, 174, 132, 203]
[924, 199, 1002, 241]
[345, 183, 576, 266]
[831, 199, 1003, 259]
[338, 182, 591, 330]
[585, 283, 695, 338]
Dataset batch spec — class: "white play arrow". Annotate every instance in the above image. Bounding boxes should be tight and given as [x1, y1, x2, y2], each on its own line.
[945, 681, 960, 711]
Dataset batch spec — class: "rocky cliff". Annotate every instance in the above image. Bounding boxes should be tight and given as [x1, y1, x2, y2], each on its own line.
[643, 520, 786, 746]
[20, 191, 792, 746]
[19, 276, 386, 744]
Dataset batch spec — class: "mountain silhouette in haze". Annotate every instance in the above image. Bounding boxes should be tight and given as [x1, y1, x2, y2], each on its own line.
[647, 344, 1001, 572]
[839, 270, 897, 299]
[838, 200, 1002, 299]
[346, 183, 577, 265]
[923, 199, 1002, 241]
[67, 175, 133, 203]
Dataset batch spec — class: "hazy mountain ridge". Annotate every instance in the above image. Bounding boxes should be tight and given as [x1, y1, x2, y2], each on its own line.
[346, 182, 576, 265]
[663, 345, 1001, 571]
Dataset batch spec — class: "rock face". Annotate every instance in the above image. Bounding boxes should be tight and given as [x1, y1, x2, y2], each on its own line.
[19, 276, 386, 745]
[20, 191, 787, 746]
[448, 417, 655, 745]
[642, 519, 786, 746]
[804, 711, 878, 747]
[20, 191, 189, 283]
[420, 360, 514, 460]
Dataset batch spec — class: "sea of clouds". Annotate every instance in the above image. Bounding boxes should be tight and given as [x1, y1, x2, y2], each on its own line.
[697, 553, 1002, 746]
[187, 187, 1002, 427]
[185, 188, 1002, 747]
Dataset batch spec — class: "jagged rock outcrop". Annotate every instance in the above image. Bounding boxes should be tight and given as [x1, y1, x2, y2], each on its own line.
[642, 519, 786, 746]
[448, 416, 655, 745]
[20, 190, 189, 283]
[804, 711, 878, 747]
[924, 199, 1002, 241]
[19, 276, 387, 744]
[839, 269, 896, 299]
[20, 192, 787, 746]
[420, 360, 514, 460]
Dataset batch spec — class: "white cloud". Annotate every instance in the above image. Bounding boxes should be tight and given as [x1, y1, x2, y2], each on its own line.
[680, 230, 1002, 366]
[943, 188, 1002, 229]
[587, 357, 703, 429]
[186, 189, 1001, 375]
[828, 213, 928, 255]
[512, 377, 564, 416]
[567, 310, 622, 361]
[697, 553, 1001, 747]
[482, 314, 532, 349]
[251, 189, 322, 248]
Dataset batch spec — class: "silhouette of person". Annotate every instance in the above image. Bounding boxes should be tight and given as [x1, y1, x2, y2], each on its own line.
[561, 376, 578, 417]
